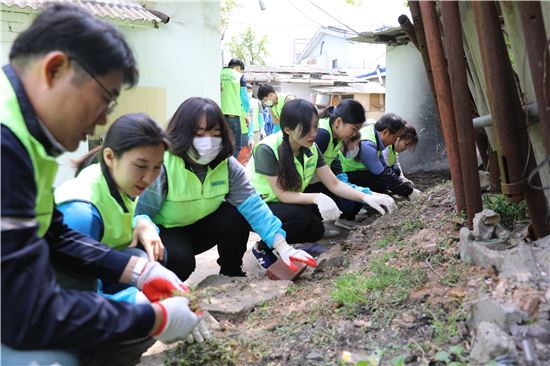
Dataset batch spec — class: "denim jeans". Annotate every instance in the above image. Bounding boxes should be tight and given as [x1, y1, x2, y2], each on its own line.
[225, 115, 241, 158]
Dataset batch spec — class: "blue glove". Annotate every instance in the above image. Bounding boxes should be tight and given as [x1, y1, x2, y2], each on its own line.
[336, 173, 371, 195]
[237, 193, 286, 248]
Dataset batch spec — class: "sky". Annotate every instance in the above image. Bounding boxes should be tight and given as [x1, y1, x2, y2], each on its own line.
[222, 0, 411, 67]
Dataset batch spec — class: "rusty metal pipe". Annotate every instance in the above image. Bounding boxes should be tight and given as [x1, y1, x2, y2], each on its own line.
[517, 2, 550, 158]
[418, 1, 466, 214]
[408, 1, 437, 99]
[440, 1, 483, 226]
[398, 14, 419, 50]
[472, 1, 548, 238]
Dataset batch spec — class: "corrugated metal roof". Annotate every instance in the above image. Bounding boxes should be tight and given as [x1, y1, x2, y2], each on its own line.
[0, 0, 161, 24]
[313, 82, 385, 95]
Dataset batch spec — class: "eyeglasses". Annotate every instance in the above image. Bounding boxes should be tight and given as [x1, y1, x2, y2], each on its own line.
[70, 57, 118, 115]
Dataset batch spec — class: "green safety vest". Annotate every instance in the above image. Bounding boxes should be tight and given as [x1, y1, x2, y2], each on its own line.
[340, 124, 381, 173]
[153, 151, 230, 228]
[271, 93, 288, 120]
[0, 70, 58, 237]
[386, 144, 398, 167]
[248, 132, 318, 203]
[55, 164, 135, 249]
[220, 67, 242, 116]
[318, 117, 343, 166]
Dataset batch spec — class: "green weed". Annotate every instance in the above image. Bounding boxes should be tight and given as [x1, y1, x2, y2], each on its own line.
[330, 258, 426, 317]
[483, 194, 527, 228]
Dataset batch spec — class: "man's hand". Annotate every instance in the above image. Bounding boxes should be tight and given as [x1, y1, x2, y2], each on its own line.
[152, 297, 201, 344]
[135, 262, 189, 302]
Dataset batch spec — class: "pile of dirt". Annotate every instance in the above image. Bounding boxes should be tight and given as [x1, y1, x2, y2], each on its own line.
[166, 177, 488, 365]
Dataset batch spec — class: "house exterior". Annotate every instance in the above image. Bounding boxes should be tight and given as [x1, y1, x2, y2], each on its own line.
[1, 0, 221, 185]
[352, 27, 447, 174]
[295, 25, 385, 74]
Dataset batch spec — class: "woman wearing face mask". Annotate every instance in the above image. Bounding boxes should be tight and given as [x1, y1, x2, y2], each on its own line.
[383, 121, 419, 185]
[247, 99, 395, 269]
[55, 113, 168, 302]
[136, 97, 317, 280]
[338, 114, 421, 220]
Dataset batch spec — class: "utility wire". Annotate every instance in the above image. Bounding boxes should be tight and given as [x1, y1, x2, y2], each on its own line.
[288, 0, 325, 27]
[305, 0, 361, 35]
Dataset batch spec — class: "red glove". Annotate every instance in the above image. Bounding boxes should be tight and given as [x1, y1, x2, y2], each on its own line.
[135, 262, 188, 302]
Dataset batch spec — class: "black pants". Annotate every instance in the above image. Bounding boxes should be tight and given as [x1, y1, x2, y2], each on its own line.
[266, 202, 324, 244]
[159, 202, 249, 280]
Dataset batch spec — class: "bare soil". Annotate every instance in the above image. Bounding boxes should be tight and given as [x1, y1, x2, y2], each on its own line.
[166, 174, 488, 366]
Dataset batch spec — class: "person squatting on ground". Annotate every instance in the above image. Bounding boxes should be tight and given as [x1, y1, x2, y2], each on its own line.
[1, 5, 209, 365]
[306, 99, 391, 230]
[382, 121, 419, 187]
[257, 83, 295, 134]
[220, 58, 249, 158]
[135, 97, 318, 281]
[247, 99, 396, 269]
[338, 113, 422, 220]
[55, 114, 169, 304]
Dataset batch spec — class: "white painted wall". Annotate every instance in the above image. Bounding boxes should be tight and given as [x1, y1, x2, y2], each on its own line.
[385, 43, 447, 173]
[1, 1, 221, 186]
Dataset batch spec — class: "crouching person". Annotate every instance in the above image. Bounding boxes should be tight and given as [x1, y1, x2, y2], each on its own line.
[1, 5, 208, 365]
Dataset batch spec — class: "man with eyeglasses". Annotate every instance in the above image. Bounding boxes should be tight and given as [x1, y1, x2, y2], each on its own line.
[1, 4, 208, 365]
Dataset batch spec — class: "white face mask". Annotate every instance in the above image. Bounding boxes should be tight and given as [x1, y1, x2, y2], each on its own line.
[188, 136, 223, 165]
[345, 145, 360, 159]
[264, 100, 273, 107]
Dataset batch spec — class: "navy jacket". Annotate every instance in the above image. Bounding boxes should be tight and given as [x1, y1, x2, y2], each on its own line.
[1, 65, 154, 350]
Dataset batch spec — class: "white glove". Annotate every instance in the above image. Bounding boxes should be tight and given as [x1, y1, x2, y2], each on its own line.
[313, 193, 342, 221]
[186, 318, 211, 343]
[408, 188, 422, 201]
[362, 192, 396, 215]
[135, 261, 188, 302]
[153, 297, 200, 344]
[273, 239, 317, 271]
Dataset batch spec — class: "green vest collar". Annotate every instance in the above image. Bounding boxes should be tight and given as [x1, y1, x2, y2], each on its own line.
[2, 65, 64, 157]
[99, 163, 134, 213]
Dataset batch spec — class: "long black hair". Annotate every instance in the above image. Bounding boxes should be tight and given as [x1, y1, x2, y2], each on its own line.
[318, 99, 365, 127]
[277, 99, 319, 191]
[75, 113, 168, 174]
[165, 97, 234, 164]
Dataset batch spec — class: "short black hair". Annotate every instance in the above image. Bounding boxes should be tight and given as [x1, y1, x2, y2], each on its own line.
[228, 58, 245, 70]
[375, 113, 406, 134]
[10, 3, 138, 87]
[257, 84, 276, 100]
[166, 97, 234, 165]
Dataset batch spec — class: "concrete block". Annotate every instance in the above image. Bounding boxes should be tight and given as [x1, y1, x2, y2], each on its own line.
[472, 209, 500, 240]
[473, 298, 527, 332]
[459, 227, 509, 270]
[500, 244, 541, 281]
[198, 278, 292, 322]
[470, 321, 518, 364]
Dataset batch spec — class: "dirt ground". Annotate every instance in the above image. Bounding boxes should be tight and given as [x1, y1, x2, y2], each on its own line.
[166, 173, 489, 366]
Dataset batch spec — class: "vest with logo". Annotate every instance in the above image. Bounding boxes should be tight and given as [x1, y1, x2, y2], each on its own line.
[318, 117, 344, 166]
[153, 151, 230, 227]
[340, 124, 380, 173]
[220, 67, 242, 116]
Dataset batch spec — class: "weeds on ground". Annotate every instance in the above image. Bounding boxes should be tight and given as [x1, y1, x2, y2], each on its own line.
[330, 258, 426, 318]
[483, 194, 527, 228]
[373, 218, 424, 249]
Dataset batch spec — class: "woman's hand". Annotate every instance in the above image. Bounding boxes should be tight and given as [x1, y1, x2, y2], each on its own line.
[130, 218, 165, 262]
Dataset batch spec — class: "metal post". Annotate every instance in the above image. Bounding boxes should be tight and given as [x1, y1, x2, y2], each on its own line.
[398, 15, 419, 50]
[472, 1, 548, 238]
[517, 2, 550, 158]
[440, 1, 483, 226]
[419, 0, 466, 213]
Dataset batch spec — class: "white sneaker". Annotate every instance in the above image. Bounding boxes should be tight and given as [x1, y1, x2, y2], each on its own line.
[335, 218, 360, 230]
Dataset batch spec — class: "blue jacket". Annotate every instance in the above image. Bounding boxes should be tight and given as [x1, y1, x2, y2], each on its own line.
[1, 64, 154, 350]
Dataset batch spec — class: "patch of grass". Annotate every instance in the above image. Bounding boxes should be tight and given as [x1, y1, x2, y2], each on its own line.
[483, 194, 527, 228]
[398, 218, 424, 236]
[330, 258, 426, 317]
[165, 338, 240, 366]
[429, 307, 466, 345]
[441, 263, 464, 286]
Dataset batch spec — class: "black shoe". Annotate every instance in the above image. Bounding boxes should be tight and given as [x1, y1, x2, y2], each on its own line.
[219, 267, 247, 277]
